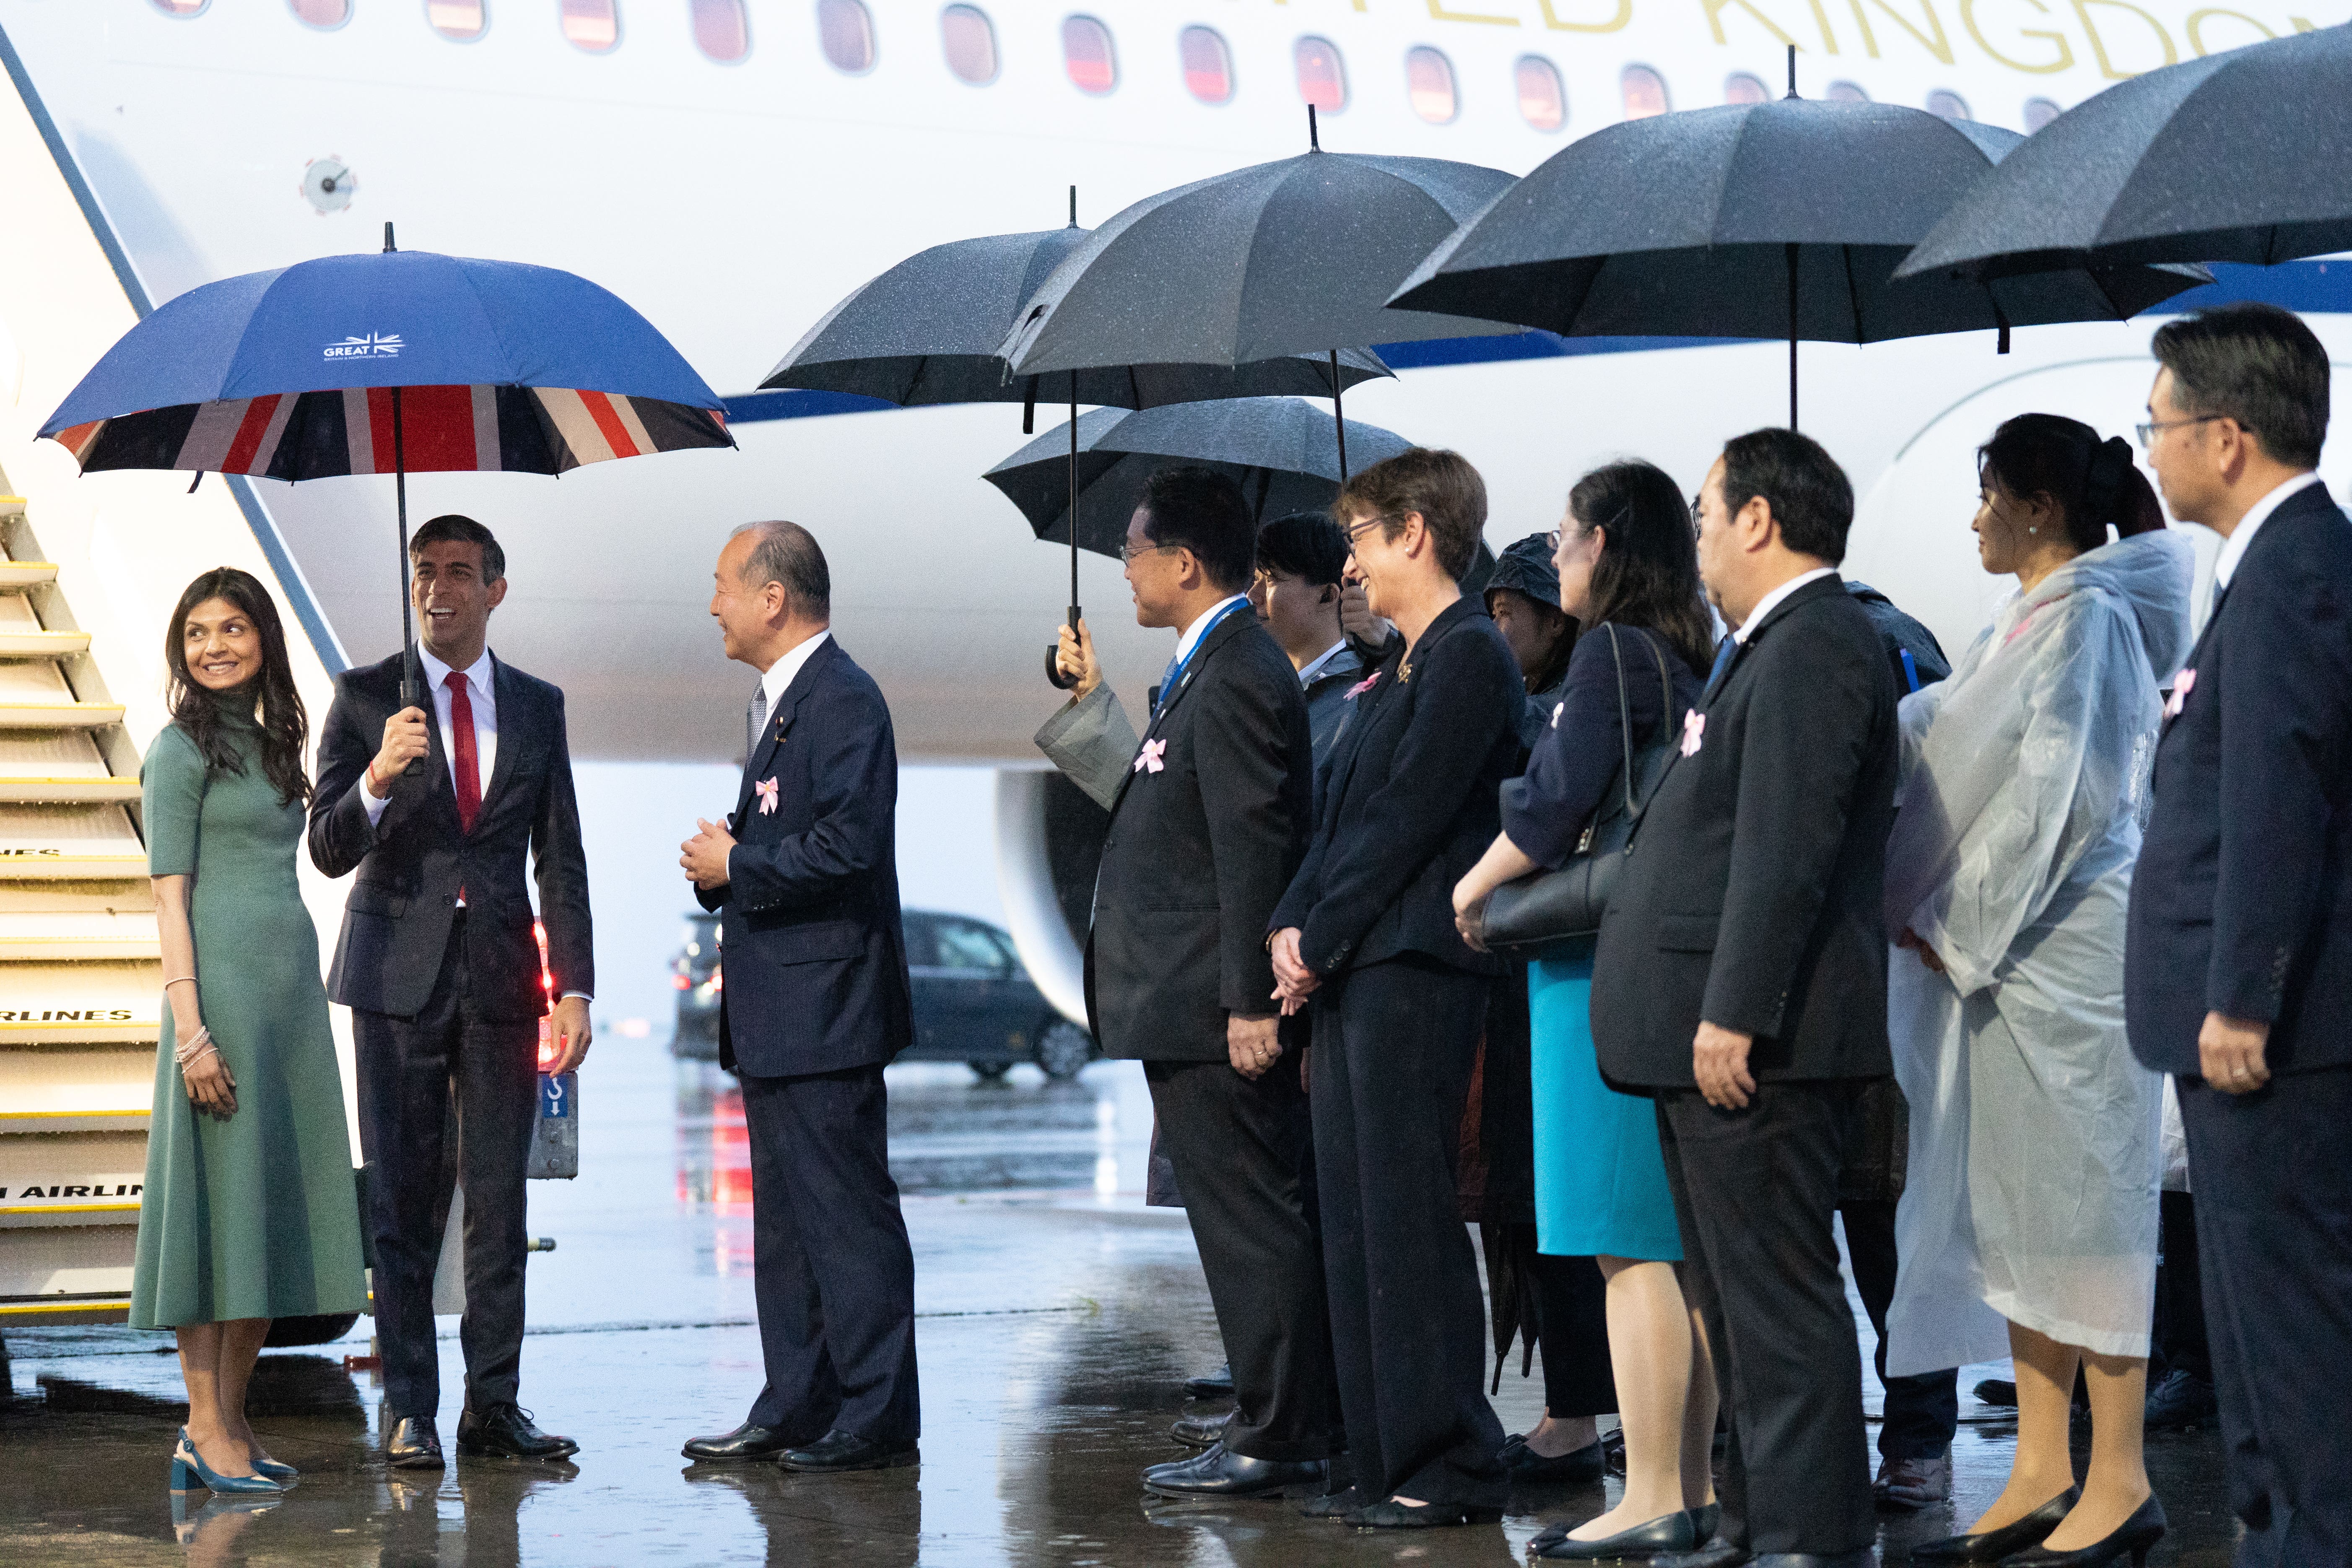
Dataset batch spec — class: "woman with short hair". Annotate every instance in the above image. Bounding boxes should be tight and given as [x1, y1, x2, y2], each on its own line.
[132, 568, 367, 1495]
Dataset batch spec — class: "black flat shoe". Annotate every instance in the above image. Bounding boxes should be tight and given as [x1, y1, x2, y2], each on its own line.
[1143, 1445, 1326, 1499]
[1170, 1412, 1231, 1449]
[1504, 1434, 1607, 1482]
[1347, 1499, 1502, 1529]
[1532, 1502, 1719, 1556]
[780, 1429, 918, 1473]
[2004, 1496, 2167, 1568]
[1184, 1363, 1235, 1399]
[1535, 1508, 1700, 1560]
[1911, 1488, 2080, 1562]
[1301, 1487, 1363, 1519]
[457, 1404, 578, 1461]
[384, 1415, 444, 1470]
[681, 1423, 800, 1462]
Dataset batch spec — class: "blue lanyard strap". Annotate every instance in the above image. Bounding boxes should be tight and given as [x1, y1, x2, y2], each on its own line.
[1158, 598, 1250, 710]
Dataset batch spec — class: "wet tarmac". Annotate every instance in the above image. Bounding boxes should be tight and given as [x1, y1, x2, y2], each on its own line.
[2, 1044, 2242, 1567]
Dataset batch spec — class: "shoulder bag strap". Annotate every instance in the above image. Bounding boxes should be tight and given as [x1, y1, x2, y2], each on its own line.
[1604, 623, 1637, 819]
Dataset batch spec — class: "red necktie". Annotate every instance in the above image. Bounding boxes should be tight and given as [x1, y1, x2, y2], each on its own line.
[445, 670, 482, 834]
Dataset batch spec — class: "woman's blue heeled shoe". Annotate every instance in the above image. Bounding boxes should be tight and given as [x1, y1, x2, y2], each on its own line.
[250, 1454, 298, 1483]
[171, 1428, 283, 1495]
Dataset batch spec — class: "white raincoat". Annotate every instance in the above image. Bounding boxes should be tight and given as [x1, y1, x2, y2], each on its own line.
[1882, 529, 2195, 1375]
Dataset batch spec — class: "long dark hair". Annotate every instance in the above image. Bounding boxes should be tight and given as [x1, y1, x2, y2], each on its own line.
[1978, 413, 2166, 553]
[1567, 460, 1715, 677]
[164, 568, 311, 808]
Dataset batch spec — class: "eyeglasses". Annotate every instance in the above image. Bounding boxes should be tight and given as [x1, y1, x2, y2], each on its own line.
[1119, 540, 1179, 564]
[1690, 494, 1709, 542]
[1340, 516, 1394, 548]
[2135, 414, 2229, 450]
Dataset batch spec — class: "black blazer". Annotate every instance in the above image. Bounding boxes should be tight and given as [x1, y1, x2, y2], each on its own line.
[1270, 597, 1522, 979]
[2128, 484, 2352, 1077]
[1078, 613, 1314, 1062]
[309, 650, 592, 1021]
[1590, 576, 1898, 1090]
[696, 637, 916, 1078]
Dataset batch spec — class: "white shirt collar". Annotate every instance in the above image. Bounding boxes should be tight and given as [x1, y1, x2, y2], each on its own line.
[1176, 594, 1249, 664]
[418, 644, 494, 698]
[1296, 638, 1351, 685]
[2213, 472, 2325, 589]
[761, 629, 832, 713]
[1733, 566, 1840, 644]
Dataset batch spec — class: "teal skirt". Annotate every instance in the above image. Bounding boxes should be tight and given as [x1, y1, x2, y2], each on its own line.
[1530, 939, 1683, 1261]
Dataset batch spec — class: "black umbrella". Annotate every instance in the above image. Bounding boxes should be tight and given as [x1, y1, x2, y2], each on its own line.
[1899, 25, 2352, 281]
[766, 191, 1391, 685]
[999, 114, 1518, 479]
[984, 397, 1415, 555]
[1389, 53, 2208, 428]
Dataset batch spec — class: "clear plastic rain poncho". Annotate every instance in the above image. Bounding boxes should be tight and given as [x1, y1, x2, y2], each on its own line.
[1881, 528, 2194, 1375]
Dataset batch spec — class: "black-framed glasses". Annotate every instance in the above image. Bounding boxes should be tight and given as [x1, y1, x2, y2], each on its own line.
[2135, 414, 2229, 449]
[1340, 515, 1393, 548]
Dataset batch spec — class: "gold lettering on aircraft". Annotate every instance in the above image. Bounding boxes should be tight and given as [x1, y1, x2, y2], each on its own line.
[1703, 0, 1805, 48]
[1538, 0, 1633, 30]
[1846, 0, 1959, 60]
[2186, 5, 2277, 47]
[2291, 14, 2318, 26]
[1429, 0, 1524, 21]
[2072, 0, 2181, 73]
[1962, 0, 2078, 67]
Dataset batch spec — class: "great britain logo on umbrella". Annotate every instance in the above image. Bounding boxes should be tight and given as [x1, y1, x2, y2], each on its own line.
[325, 332, 403, 360]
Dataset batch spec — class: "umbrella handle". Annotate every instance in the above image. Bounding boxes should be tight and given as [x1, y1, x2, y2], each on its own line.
[1045, 603, 1082, 691]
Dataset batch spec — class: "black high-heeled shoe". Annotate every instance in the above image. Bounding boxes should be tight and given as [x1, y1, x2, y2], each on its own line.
[2004, 1495, 2166, 1568]
[1910, 1487, 2080, 1562]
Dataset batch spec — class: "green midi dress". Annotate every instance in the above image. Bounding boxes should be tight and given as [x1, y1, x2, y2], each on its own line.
[129, 718, 367, 1329]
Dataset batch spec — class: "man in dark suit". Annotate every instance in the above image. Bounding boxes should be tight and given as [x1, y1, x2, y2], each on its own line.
[1041, 465, 1333, 1499]
[309, 513, 593, 1469]
[678, 520, 920, 1474]
[1590, 430, 1898, 1568]
[2127, 303, 2352, 1568]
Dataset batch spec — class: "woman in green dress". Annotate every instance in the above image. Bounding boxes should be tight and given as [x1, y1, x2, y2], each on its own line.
[132, 567, 367, 1493]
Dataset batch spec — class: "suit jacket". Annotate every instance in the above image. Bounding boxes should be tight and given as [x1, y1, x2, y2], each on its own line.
[2128, 485, 2352, 1077]
[309, 650, 591, 1020]
[697, 637, 915, 1078]
[1269, 597, 1521, 980]
[1591, 576, 1898, 1089]
[1036, 610, 1312, 1062]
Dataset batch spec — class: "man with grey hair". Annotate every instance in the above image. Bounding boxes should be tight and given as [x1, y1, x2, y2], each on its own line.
[678, 520, 921, 1472]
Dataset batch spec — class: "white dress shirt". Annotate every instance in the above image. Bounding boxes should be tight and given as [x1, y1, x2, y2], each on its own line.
[364, 645, 496, 821]
[1176, 594, 1250, 665]
[2213, 472, 2326, 590]
[1296, 638, 1351, 686]
[1734, 566, 1841, 643]
[754, 630, 833, 735]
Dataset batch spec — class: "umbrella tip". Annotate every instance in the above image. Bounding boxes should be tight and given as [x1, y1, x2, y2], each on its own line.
[383, 220, 396, 253]
[1786, 43, 1798, 97]
[1308, 104, 1320, 152]
[1069, 184, 1077, 227]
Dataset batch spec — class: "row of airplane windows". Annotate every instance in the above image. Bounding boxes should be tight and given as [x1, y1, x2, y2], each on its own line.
[151, 1, 2065, 132]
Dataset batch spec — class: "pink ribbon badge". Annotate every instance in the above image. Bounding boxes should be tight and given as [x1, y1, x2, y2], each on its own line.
[1345, 671, 1381, 700]
[755, 776, 780, 815]
[1133, 738, 1168, 775]
[1681, 710, 1707, 758]
[2165, 668, 2196, 718]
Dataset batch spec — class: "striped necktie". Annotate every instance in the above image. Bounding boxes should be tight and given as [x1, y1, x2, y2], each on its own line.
[746, 682, 767, 763]
[1704, 635, 1738, 699]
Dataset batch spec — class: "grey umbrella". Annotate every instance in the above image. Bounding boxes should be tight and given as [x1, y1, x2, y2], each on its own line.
[984, 397, 1415, 556]
[1899, 25, 2352, 281]
[999, 114, 1518, 479]
[1389, 55, 2207, 428]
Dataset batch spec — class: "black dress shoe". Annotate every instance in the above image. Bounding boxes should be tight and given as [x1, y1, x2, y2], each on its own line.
[385, 1415, 444, 1470]
[2004, 1496, 2167, 1568]
[1170, 1412, 1231, 1449]
[1143, 1445, 1326, 1499]
[2145, 1368, 2218, 1430]
[1505, 1434, 1607, 1483]
[1534, 1508, 1700, 1560]
[780, 1429, 918, 1473]
[1184, 1363, 1236, 1399]
[457, 1404, 578, 1460]
[1301, 1486, 1363, 1519]
[1346, 1498, 1502, 1529]
[682, 1423, 799, 1462]
[1973, 1378, 2020, 1408]
[1912, 1488, 2081, 1562]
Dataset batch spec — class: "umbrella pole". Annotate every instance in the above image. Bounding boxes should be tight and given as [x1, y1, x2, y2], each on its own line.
[1330, 350, 1349, 481]
[1786, 243, 1800, 431]
[1045, 391, 1082, 690]
[394, 383, 418, 711]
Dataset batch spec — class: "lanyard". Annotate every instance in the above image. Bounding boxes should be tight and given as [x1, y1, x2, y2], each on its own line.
[1159, 597, 1250, 710]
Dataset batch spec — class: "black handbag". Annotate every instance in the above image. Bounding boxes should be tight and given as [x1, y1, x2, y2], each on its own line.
[1473, 624, 1677, 962]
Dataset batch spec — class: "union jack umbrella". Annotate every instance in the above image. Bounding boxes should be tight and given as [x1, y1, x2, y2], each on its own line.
[41, 225, 731, 702]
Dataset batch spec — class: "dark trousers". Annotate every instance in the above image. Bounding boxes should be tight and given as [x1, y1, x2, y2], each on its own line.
[1311, 958, 1507, 1508]
[1145, 1054, 1337, 1462]
[1658, 1082, 1875, 1556]
[1529, 1250, 1617, 1417]
[2180, 1068, 2352, 1567]
[353, 916, 538, 1419]
[1841, 1198, 1959, 1462]
[2152, 1190, 2210, 1384]
[739, 1064, 919, 1445]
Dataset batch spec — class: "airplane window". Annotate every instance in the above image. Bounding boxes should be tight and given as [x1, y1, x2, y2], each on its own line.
[818, 0, 874, 73]
[1516, 55, 1564, 132]
[1620, 64, 1669, 119]
[1180, 26, 1233, 104]
[427, 0, 486, 39]
[2023, 96, 2061, 131]
[1406, 46, 1456, 125]
[691, 0, 748, 61]
[150, 0, 208, 13]
[1826, 80, 1869, 101]
[942, 4, 997, 84]
[561, 0, 618, 51]
[1295, 36, 1346, 112]
[1926, 89, 1971, 121]
[1724, 72, 1768, 105]
[289, 0, 348, 26]
[1063, 16, 1116, 94]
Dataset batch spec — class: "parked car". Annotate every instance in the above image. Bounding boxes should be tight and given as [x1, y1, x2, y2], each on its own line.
[670, 909, 1096, 1080]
